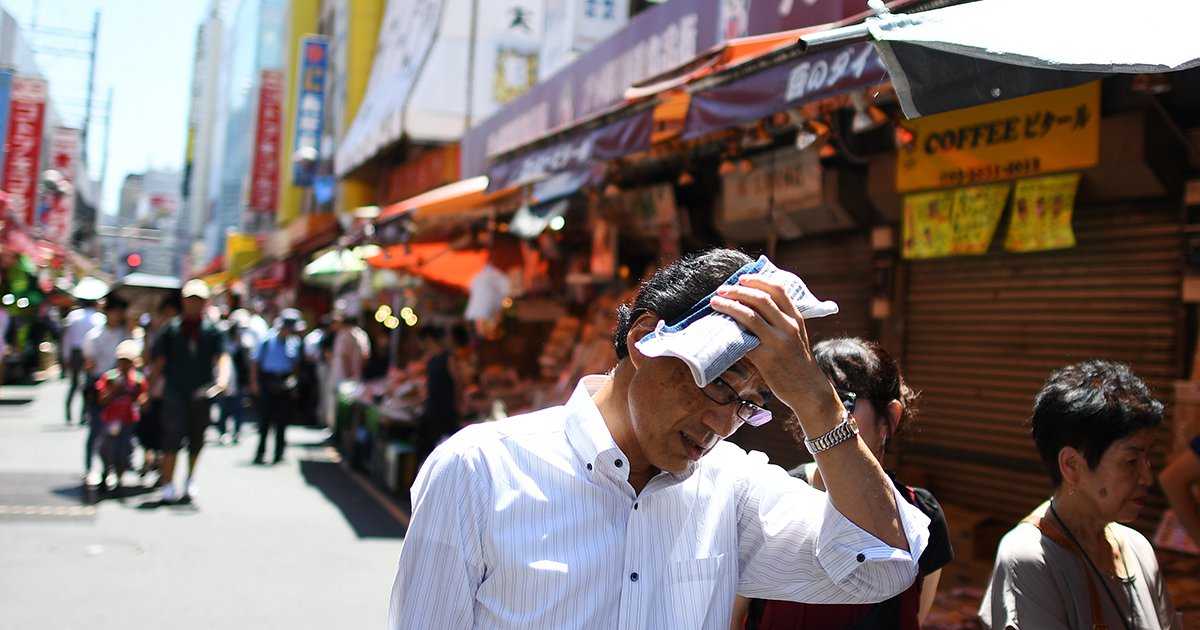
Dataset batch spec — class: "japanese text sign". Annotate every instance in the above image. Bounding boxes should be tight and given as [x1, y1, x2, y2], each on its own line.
[292, 36, 328, 187]
[250, 69, 285, 214]
[902, 183, 1011, 259]
[1005, 173, 1080, 253]
[896, 81, 1100, 193]
[42, 127, 81, 243]
[0, 71, 11, 185]
[2, 77, 48, 225]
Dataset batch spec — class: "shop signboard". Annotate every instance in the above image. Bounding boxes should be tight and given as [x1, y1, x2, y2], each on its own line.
[1005, 173, 1079, 253]
[685, 41, 886, 140]
[249, 69, 285, 214]
[2, 76, 48, 226]
[225, 231, 262, 276]
[539, 0, 631, 80]
[464, 2, 717, 179]
[292, 35, 329, 187]
[902, 182, 1011, 259]
[462, 0, 869, 178]
[472, 0, 547, 123]
[42, 127, 81, 244]
[0, 70, 12, 184]
[718, 0, 869, 40]
[896, 81, 1100, 193]
[486, 105, 653, 191]
[335, 0, 445, 175]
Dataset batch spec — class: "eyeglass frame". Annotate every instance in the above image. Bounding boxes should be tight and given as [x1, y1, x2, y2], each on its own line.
[699, 377, 773, 426]
[838, 390, 858, 415]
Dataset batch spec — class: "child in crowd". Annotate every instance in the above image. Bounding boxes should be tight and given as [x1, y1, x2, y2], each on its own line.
[95, 340, 148, 492]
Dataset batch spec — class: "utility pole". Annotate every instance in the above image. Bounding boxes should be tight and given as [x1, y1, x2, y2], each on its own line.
[81, 10, 100, 165]
[99, 87, 113, 201]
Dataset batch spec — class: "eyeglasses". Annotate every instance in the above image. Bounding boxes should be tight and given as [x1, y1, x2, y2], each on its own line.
[838, 390, 858, 414]
[699, 377, 773, 426]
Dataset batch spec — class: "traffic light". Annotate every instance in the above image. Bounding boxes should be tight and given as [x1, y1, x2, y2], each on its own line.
[126, 253, 142, 269]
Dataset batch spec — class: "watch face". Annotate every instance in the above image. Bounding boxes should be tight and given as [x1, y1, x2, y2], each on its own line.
[846, 414, 860, 432]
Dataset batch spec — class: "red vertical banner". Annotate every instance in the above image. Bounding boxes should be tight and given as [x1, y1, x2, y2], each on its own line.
[2, 77, 48, 226]
[249, 69, 285, 214]
[44, 127, 81, 243]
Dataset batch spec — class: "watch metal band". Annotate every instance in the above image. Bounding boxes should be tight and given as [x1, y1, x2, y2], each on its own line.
[803, 409, 859, 455]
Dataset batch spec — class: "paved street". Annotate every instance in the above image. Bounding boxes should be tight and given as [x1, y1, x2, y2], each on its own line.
[0, 379, 406, 629]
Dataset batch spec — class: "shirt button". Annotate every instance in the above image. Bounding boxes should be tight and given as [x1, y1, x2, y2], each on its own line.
[586, 463, 592, 471]
[856, 553, 866, 563]
[615, 459, 623, 468]
[630, 572, 639, 582]
[633, 503, 639, 510]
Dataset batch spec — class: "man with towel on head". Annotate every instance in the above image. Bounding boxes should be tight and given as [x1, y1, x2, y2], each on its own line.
[387, 248, 930, 630]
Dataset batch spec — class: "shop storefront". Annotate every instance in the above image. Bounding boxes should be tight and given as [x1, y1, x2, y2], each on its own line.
[874, 82, 1188, 529]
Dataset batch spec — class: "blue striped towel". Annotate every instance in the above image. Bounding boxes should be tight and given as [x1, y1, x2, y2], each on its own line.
[633, 256, 839, 387]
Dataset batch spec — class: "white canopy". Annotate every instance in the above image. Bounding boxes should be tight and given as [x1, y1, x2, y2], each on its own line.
[805, 0, 1200, 118]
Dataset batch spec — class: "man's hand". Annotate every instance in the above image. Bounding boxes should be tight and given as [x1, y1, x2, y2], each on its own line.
[709, 273, 910, 552]
[709, 274, 840, 418]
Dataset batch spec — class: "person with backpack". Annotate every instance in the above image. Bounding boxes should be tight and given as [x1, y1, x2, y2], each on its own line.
[732, 337, 953, 630]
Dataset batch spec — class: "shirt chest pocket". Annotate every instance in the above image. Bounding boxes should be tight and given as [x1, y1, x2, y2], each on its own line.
[654, 555, 726, 628]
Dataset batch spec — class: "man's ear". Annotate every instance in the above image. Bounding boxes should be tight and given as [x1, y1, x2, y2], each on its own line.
[625, 311, 660, 369]
[884, 400, 903, 440]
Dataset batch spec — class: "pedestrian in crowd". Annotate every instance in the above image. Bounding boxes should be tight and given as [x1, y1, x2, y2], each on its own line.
[979, 360, 1179, 629]
[414, 324, 459, 466]
[1161, 435, 1200, 549]
[137, 295, 180, 484]
[732, 337, 953, 629]
[250, 307, 304, 465]
[326, 310, 369, 426]
[362, 327, 391, 382]
[150, 280, 230, 503]
[388, 249, 929, 629]
[303, 315, 329, 425]
[61, 297, 103, 424]
[0, 303, 10, 389]
[94, 340, 148, 493]
[448, 322, 476, 418]
[215, 309, 255, 445]
[82, 298, 134, 487]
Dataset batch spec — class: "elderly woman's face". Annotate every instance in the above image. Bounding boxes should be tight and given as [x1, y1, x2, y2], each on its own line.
[1075, 427, 1156, 524]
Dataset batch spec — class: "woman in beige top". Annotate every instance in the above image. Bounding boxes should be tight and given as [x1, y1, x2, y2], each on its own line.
[979, 360, 1179, 629]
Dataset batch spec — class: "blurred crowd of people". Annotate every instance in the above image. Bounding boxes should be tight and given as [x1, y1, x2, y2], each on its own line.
[56, 278, 480, 507]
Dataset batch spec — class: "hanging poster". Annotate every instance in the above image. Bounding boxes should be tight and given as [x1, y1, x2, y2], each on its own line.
[902, 190, 955, 259]
[1005, 173, 1080, 253]
[951, 183, 1010, 255]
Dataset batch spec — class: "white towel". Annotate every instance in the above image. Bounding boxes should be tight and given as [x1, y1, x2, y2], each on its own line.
[634, 256, 839, 388]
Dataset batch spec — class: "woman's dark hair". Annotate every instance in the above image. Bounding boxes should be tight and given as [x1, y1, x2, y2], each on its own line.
[1029, 360, 1164, 488]
[613, 249, 754, 359]
[812, 337, 918, 437]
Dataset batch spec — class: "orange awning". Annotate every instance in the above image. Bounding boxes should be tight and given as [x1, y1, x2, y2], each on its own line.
[366, 243, 489, 291]
[377, 175, 515, 225]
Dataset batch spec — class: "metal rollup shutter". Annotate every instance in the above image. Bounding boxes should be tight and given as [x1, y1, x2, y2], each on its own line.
[727, 230, 875, 470]
[901, 201, 1183, 532]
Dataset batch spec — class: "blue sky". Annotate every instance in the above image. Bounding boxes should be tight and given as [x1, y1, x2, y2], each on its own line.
[2, 0, 211, 214]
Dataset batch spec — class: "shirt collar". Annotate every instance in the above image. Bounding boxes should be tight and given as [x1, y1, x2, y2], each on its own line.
[564, 375, 619, 474]
[563, 374, 698, 485]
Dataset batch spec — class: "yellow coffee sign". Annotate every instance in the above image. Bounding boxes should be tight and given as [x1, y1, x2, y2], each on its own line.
[896, 81, 1100, 193]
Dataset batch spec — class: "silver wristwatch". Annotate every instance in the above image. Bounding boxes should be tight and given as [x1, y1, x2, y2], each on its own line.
[803, 409, 860, 455]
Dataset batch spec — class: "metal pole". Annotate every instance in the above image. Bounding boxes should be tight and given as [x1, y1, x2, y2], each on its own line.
[99, 87, 112, 209]
[81, 10, 99, 164]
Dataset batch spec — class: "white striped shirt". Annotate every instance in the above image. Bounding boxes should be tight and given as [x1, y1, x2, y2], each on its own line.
[388, 375, 929, 629]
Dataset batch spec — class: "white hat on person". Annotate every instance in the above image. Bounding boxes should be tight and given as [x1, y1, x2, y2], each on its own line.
[181, 279, 211, 300]
[115, 340, 142, 362]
